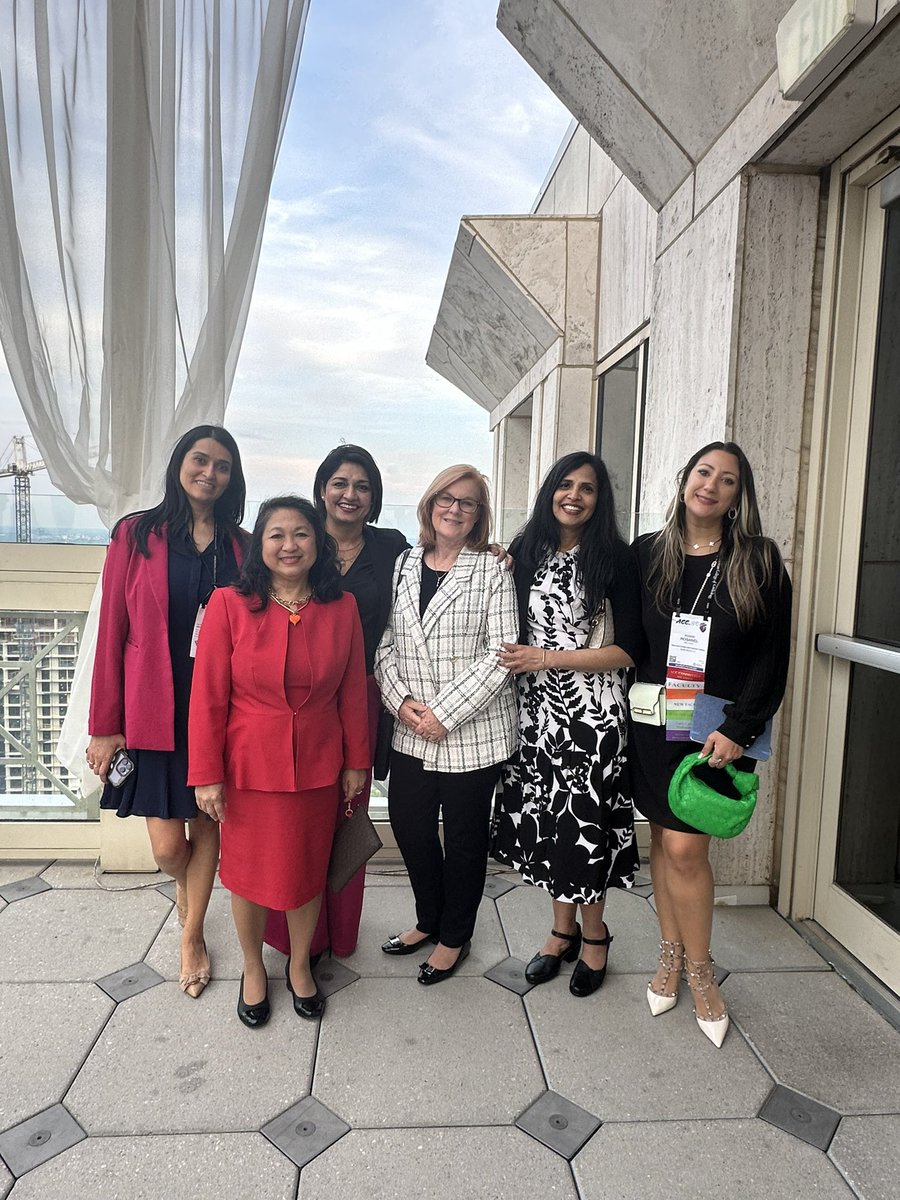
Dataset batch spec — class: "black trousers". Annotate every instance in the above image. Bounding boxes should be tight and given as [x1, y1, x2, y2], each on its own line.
[388, 751, 501, 949]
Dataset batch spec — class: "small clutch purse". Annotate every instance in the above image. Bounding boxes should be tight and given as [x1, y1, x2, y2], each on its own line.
[327, 801, 383, 892]
[629, 681, 665, 726]
[586, 599, 614, 649]
[668, 751, 759, 839]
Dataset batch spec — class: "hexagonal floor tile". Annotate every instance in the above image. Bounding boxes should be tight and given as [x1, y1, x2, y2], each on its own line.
[313, 977, 544, 1128]
[0, 983, 114, 1129]
[0, 889, 170, 982]
[144, 889, 286, 982]
[298, 1126, 578, 1199]
[5, 1132, 298, 1199]
[724, 971, 900, 1113]
[526, 973, 772, 1121]
[64, 981, 318, 1134]
[829, 1114, 900, 1200]
[572, 1118, 855, 1199]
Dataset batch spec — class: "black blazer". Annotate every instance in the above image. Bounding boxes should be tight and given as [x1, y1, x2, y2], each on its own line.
[361, 525, 410, 668]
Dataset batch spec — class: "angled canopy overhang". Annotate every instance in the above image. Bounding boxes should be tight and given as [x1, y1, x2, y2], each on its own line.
[428, 216, 589, 413]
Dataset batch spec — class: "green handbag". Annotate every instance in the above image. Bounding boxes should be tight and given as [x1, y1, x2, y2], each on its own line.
[668, 752, 759, 839]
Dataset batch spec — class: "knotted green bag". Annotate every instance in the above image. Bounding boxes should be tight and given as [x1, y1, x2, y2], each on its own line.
[668, 752, 759, 839]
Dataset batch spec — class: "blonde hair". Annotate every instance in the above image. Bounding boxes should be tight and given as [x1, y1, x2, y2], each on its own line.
[417, 465, 492, 552]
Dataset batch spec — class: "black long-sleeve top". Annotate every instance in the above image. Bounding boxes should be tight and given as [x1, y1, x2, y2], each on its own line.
[631, 533, 792, 748]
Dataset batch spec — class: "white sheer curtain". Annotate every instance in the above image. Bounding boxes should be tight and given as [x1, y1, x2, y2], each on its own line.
[0, 0, 310, 784]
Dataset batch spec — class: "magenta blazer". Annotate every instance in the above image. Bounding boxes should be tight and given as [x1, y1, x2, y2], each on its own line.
[187, 587, 369, 793]
[88, 519, 245, 751]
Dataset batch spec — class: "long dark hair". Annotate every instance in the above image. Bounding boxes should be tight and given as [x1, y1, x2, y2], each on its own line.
[650, 440, 777, 629]
[235, 495, 342, 609]
[114, 425, 246, 556]
[313, 443, 383, 524]
[515, 451, 621, 619]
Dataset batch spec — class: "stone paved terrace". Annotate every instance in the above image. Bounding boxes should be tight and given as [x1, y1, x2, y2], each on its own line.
[1, 858, 899, 1199]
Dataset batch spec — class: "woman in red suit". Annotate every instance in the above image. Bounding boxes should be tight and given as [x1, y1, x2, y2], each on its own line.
[86, 425, 247, 999]
[189, 496, 368, 1028]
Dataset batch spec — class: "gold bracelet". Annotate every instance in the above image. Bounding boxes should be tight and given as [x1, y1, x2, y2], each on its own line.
[542, 650, 547, 669]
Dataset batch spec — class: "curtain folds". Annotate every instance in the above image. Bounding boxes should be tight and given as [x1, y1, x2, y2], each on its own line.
[0, 0, 308, 524]
[0, 0, 309, 783]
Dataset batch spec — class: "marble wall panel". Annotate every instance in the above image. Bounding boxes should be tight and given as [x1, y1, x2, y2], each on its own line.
[538, 370, 560, 480]
[730, 173, 821, 557]
[466, 236, 561, 347]
[425, 331, 497, 411]
[555, 367, 596, 459]
[564, 219, 600, 364]
[534, 175, 556, 215]
[657, 173, 694, 257]
[587, 139, 621, 215]
[640, 178, 744, 523]
[529, 382, 546, 500]
[469, 218, 568, 329]
[550, 125, 592, 214]
[695, 72, 801, 214]
[597, 180, 655, 361]
[498, 0, 691, 209]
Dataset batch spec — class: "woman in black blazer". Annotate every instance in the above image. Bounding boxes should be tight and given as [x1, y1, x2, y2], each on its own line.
[265, 446, 409, 961]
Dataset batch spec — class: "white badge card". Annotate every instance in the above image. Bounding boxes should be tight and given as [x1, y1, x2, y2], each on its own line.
[664, 613, 711, 741]
[189, 604, 207, 658]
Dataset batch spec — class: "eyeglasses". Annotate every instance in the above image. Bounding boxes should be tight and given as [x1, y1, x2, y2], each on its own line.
[433, 491, 481, 514]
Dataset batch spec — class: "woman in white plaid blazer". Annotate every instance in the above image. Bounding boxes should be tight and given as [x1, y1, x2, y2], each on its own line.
[375, 465, 517, 985]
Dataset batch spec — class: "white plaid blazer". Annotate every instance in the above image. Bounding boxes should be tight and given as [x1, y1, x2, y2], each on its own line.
[374, 546, 518, 772]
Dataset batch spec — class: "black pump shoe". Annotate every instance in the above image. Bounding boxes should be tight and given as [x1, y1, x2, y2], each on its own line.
[569, 925, 613, 997]
[525, 925, 582, 984]
[285, 960, 326, 1019]
[381, 932, 436, 956]
[417, 940, 471, 986]
[237, 974, 270, 1028]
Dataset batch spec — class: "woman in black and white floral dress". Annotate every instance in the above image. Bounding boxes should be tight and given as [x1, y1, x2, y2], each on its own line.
[494, 452, 643, 997]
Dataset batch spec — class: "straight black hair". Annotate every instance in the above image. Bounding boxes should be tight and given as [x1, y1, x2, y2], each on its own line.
[313, 444, 383, 524]
[235, 495, 342, 609]
[114, 425, 246, 557]
[516, 451, 621, 619]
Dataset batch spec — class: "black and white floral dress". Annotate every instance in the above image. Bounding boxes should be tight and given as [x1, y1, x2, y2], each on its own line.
[492, 548, 639, 903]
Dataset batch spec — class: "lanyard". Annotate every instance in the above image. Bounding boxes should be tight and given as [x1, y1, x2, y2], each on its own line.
[198, 524, 219, 604]
[676, 556, 721, 619]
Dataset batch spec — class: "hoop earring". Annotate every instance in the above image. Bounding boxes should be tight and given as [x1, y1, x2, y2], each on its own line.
[727, 507, 738, 520]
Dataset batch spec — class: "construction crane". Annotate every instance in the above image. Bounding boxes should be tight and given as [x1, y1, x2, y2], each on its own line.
[0, 436, 45, 543]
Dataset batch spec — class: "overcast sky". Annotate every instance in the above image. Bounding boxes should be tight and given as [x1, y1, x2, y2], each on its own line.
[0, 0, 570, 523]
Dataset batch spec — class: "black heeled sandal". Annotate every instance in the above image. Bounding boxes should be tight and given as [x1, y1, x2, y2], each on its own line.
[525, 924, 582, 984]
[569, 925, 613, 997]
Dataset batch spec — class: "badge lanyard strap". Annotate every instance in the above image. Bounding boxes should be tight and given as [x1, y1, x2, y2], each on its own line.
[675, 556, 721, 619]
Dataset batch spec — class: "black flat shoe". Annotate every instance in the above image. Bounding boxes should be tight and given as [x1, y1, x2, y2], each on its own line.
[237, 973, 270, 1028]
[417, 940, 471, 986]
[285, 960, 326, 1019]
[569, 925, 613, 997]
[525, 925, 582, 984]
[381, 932, 436, 956]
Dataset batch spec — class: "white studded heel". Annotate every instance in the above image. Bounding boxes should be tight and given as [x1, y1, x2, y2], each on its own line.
[646, 939, 683, 1017]
[685, 955, 729, 1048]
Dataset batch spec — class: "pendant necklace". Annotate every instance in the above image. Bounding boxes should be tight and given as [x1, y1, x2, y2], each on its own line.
[269, 590, 312, 625]
[684, 535, 722, 552]
[337, 539, 365, 573]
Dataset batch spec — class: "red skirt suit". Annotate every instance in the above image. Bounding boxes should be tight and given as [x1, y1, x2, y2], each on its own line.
[188, 587, 369, 910]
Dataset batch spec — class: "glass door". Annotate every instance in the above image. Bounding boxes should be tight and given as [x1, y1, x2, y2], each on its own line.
[812, 162, 900, 993]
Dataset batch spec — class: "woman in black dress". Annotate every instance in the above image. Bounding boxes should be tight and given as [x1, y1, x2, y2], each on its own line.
[264, 445, 409, 962]
[86, 426, 247, 997]
[631, 442, 791, 1046]
[493, 452, 643, 997]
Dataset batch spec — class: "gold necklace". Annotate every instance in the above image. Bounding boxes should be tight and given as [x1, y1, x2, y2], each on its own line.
[269, 590, 312, 625]
[337, 538, 365, 573]
[684, 535, 722, 551]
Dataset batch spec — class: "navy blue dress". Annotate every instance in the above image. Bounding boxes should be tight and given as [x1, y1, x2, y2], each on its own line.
[100, 527, 239, 819]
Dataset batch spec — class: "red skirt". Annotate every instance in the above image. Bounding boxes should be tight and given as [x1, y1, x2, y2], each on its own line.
[219, 782, 341, 910]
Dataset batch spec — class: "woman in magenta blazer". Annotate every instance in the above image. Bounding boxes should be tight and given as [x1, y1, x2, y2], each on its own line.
[189, 496, 369, 1028]
[86, 425, 247, 999]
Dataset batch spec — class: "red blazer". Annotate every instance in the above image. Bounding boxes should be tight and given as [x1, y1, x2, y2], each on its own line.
[88, 519, 245, 751]
[187, 587, 369, 793]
